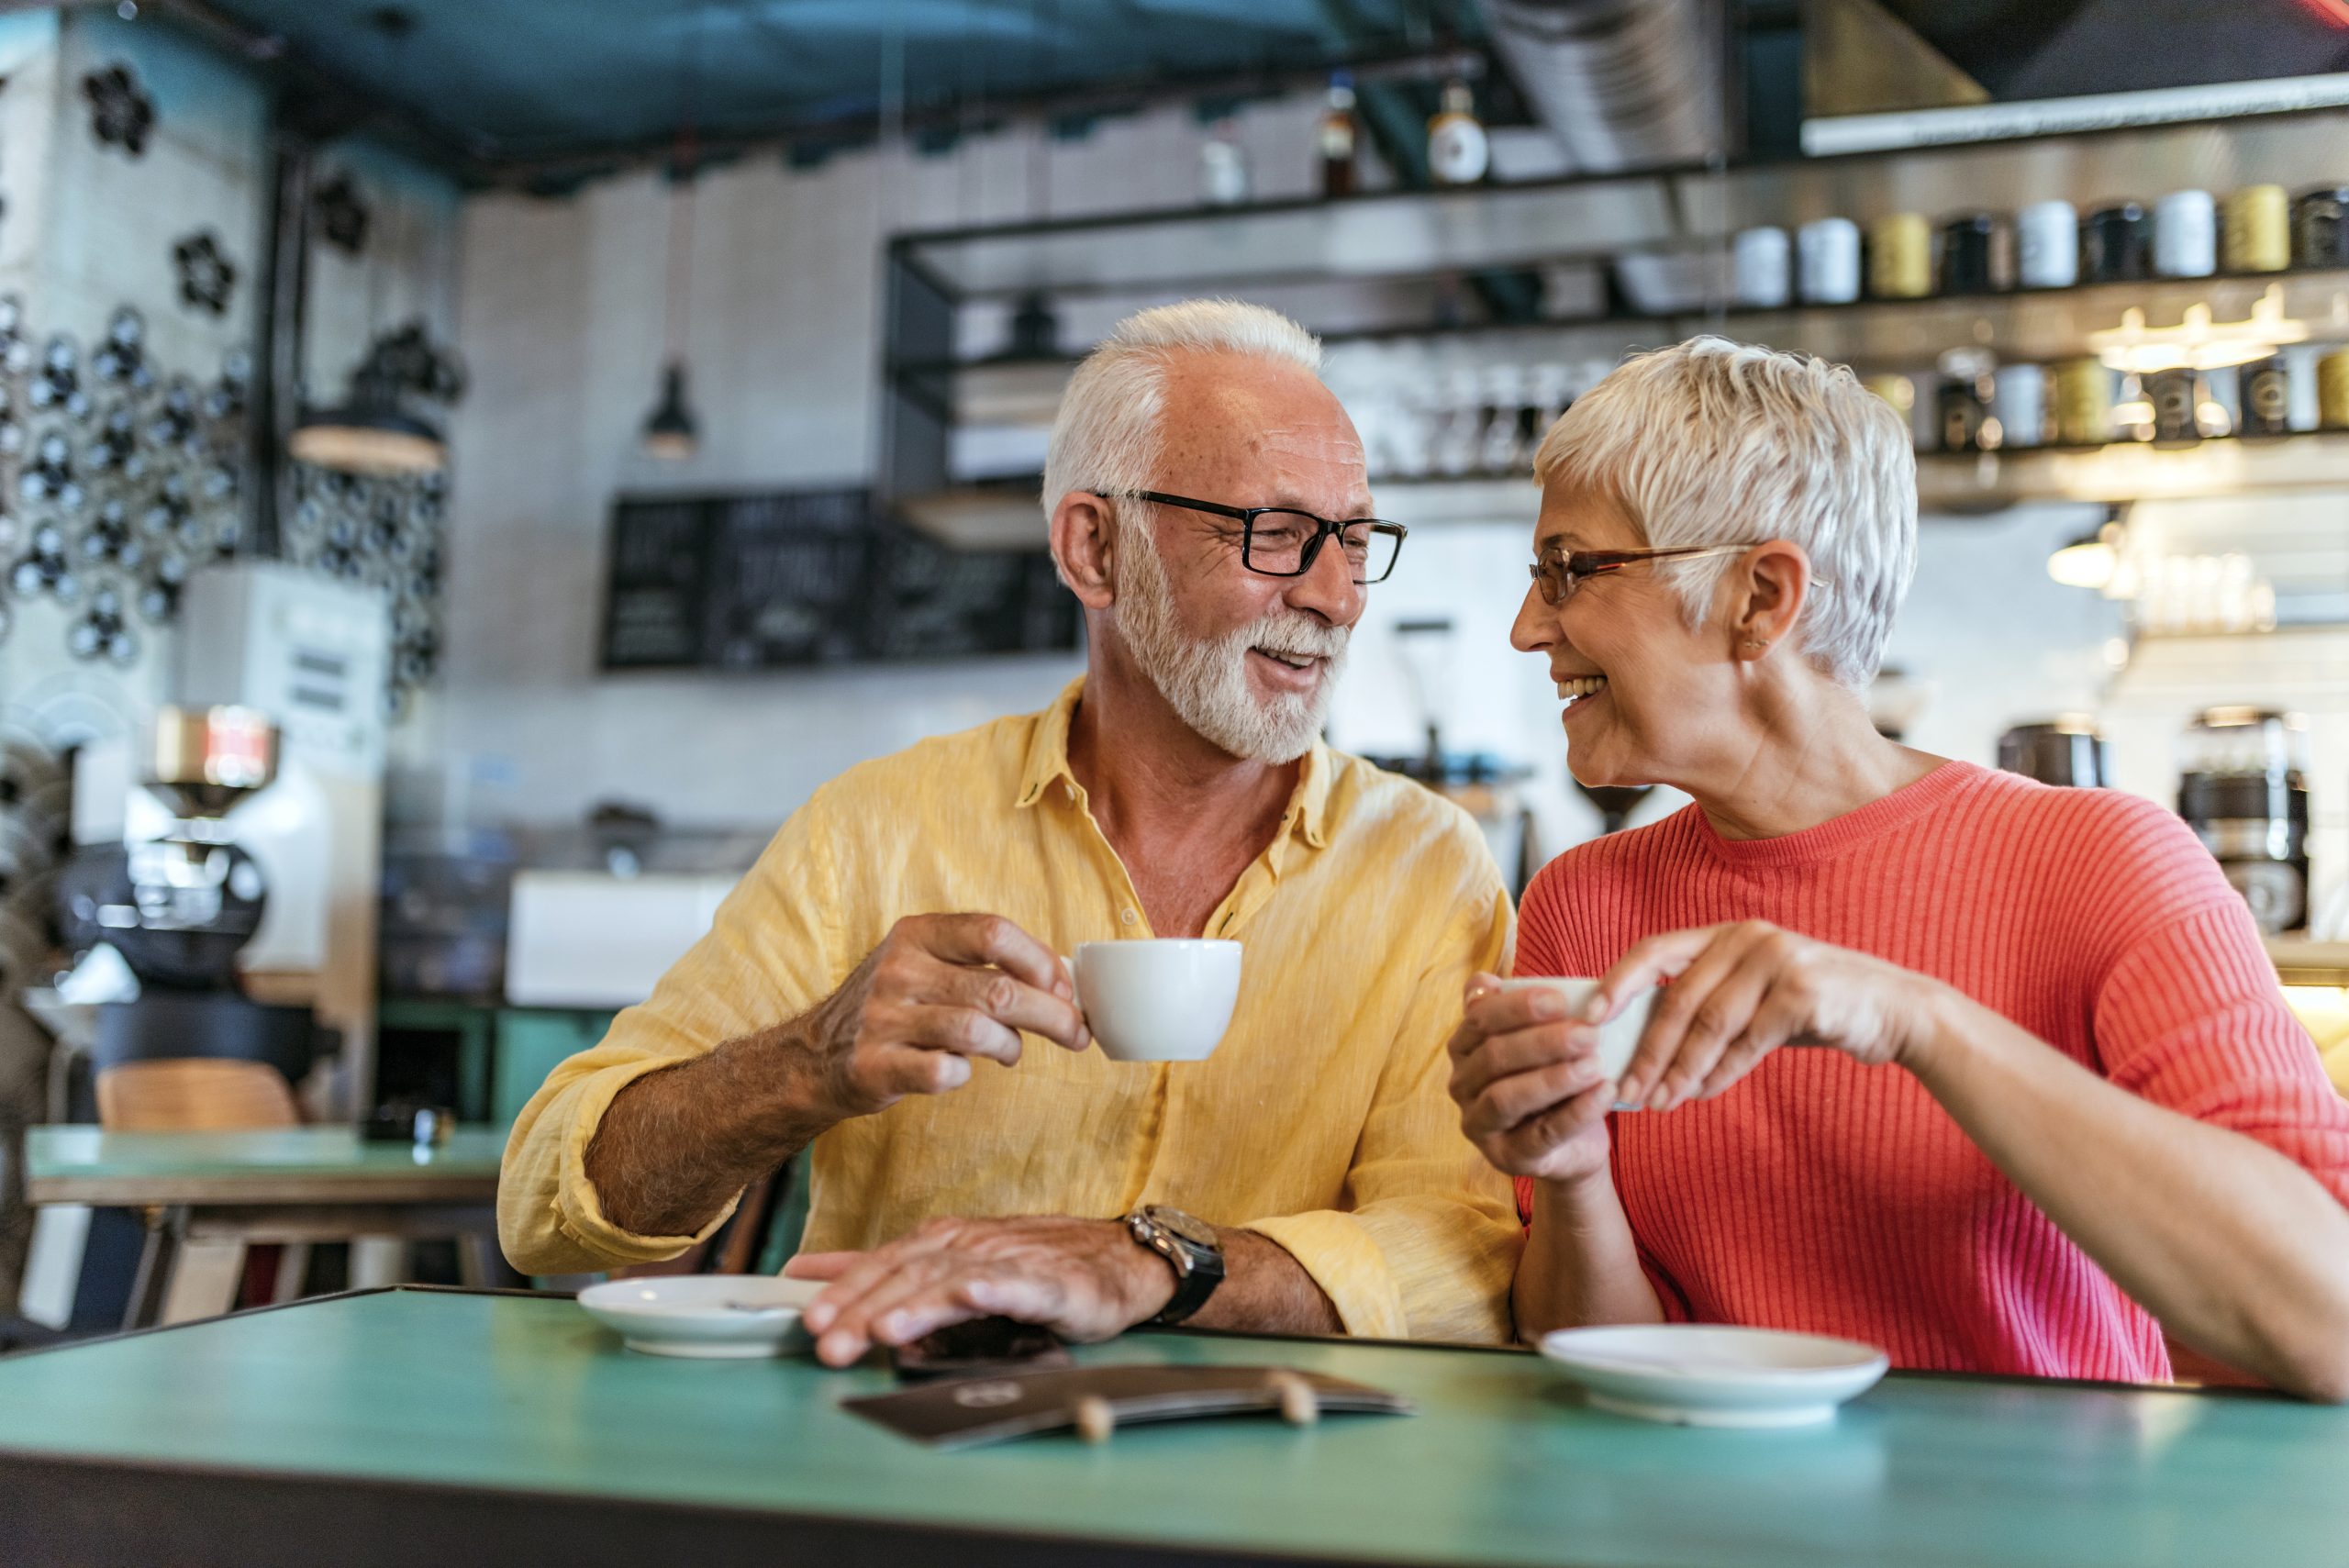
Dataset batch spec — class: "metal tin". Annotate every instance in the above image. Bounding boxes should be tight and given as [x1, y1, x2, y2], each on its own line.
[2152, 189, 2217, 278]
[2017, 199, 2078, 288]
[2221, 184, 2290, 272]
[2052, 358, 2113, 446]
[1867, 213, 1932, 298]
[2081, 202, 2151, 283]
[1938, 212, 2008, 294]
[2291, 185, 2349, 267]
[2240, 356, 2292, 436]
[1731, 226, 1791, 308]
[1797, 217, 1862, 304]
[1937, 371, 1990, 452]
[1988, 363, 2045, 449]
[2319, 347, 2349, 428]
[2148, 367, 2200, 445]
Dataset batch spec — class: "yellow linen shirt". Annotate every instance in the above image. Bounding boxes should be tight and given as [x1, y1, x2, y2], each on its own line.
[498, 677, 1521, 1342]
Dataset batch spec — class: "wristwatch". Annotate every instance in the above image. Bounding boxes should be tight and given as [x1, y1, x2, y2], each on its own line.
[1124, 1204, 1226, 1326]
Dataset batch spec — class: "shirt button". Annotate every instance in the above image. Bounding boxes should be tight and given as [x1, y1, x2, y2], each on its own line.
[1119, 907, 1138, 926]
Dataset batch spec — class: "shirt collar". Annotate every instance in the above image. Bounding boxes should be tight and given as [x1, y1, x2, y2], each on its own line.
[1016, 674, 1334, 851]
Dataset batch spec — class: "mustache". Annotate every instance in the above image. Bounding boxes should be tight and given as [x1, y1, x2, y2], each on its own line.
[1240, 612, 1351, 662]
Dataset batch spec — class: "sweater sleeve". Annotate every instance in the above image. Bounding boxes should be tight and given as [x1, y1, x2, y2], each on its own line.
[2093, 890, 2349, 1211]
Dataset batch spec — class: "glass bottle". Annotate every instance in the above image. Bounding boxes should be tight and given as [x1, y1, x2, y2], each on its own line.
[1198, 117, 1250, 207]
[1318, 72, 1358, 198]
[1426, 79, 1488, 186]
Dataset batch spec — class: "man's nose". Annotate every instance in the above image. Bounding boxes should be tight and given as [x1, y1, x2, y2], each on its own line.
[1286, 530, 1365, 624]
[1510, 583, 1555, 652]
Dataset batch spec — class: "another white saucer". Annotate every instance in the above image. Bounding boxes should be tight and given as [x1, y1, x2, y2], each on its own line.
[1538, 1324, 1889, 1428]
[578, 1274, 822, 1359]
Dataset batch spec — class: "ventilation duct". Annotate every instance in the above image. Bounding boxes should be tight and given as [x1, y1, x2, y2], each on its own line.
[1475, 0, 1726, 173]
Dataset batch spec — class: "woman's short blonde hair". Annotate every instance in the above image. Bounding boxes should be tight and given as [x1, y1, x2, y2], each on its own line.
[1531, 336, 1917, 688]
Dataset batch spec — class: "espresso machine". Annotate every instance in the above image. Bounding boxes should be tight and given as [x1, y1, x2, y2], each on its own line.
[64, 563, 390, 1116]
[57, 706, 315, 1079]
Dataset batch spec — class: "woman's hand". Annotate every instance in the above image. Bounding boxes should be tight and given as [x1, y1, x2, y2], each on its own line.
[1447, 974, 1620, 1184]
[1601, 921, 1948, 1111]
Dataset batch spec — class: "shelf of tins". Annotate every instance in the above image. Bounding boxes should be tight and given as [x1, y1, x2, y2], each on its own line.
[889, 105, 2349, 301]
[905, 431, 2349, 550]
[904, 267, 2349, 428]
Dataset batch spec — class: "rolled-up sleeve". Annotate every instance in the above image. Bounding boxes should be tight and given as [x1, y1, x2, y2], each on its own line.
[497, 789, 848, 1274]
[1242, 877, 1521, 1342]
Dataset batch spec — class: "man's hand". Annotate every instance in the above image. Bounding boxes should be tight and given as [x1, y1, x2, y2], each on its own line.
[794, 913, 1091, 1123]
[786, 1216, 1177, 1367]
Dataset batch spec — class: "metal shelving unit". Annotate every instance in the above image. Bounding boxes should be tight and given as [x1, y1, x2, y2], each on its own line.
[879, 102, 2349, 539]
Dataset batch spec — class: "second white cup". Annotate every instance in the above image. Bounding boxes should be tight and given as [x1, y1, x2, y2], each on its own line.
[1489, 976, 1655, 1101]
[1071, 939, 1241, 1062]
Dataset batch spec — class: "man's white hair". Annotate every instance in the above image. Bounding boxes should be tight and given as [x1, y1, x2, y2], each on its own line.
[1041, 298, 1324, 518]
[1531, 336, 1917, 689]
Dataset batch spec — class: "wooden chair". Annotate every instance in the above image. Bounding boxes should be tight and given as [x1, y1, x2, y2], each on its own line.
[96, 1058, 307, 1315]
[95, 1059, 300, 1133]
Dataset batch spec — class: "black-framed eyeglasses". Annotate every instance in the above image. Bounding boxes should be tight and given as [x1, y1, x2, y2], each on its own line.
[1113, 490, 1407, 584]
[1529, 543, 1836, 606]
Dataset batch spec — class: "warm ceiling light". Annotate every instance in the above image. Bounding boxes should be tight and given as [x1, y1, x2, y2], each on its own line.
[2089, 288, 2310, 374]
[2048, 520, 2125, 590]
[640, 360, 698, 461]
[287, 396, 445, 476]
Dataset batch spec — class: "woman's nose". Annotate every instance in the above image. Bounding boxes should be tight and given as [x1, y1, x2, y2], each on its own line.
[1510, 584, 1555, 652]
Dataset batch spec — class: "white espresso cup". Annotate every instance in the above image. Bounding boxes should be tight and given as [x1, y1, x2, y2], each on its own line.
[1071, 940, 1241, 1062]
[1489, 977, 1655, 1104]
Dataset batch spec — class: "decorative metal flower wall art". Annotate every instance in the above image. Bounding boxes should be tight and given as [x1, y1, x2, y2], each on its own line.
[172, 231, 237, 316]
[314, 172, 370, 256]
[0, 292, 454, 713]
[83, 64, 154, 157]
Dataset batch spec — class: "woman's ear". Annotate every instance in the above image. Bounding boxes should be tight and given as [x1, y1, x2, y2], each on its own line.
[1050, 493, 1119, 611]
[1730, 539, 1816, 660]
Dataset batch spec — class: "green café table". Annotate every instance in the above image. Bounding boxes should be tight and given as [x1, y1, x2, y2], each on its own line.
[0, 1286, 2343, 1568]
[25, 1125, 507, 1327]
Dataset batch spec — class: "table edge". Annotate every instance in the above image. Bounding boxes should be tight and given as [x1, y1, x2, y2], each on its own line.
[0, 1284, 2299, 1403]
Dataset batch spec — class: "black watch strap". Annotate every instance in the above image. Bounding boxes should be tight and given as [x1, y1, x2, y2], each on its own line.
[1127, 1205, 1226, 1326]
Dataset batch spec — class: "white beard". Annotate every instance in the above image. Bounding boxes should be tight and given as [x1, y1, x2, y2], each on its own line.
[1112, 511, 1350, 763]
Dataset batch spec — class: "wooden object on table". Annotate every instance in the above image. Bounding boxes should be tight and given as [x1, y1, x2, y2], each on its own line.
[96, 1059, 300, 1132]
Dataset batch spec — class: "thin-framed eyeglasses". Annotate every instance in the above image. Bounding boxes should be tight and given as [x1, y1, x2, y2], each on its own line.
[1109, 490, 1407, 584]
[1529, 543, 1836, 607]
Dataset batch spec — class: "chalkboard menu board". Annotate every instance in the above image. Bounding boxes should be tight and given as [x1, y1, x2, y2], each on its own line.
[601, 488, 1080, 671]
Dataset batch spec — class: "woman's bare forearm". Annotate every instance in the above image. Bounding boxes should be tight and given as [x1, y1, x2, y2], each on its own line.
[583, 1023, 834, 1240]
[1908, 988, 2349, 1401]
[1514, 1170, 1664, 1341]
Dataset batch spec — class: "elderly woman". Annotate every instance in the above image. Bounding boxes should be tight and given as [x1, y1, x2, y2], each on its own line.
[1448, 336, 2349, 1399]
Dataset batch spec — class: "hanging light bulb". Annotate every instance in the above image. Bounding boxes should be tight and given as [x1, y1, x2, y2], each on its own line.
[642, 7, 702, 462]
[640, 359, 698, 461]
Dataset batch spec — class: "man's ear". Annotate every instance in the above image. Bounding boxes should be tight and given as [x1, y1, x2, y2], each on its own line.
[1051, 492, 1119, 611]
[1729, 539, 1815, 656]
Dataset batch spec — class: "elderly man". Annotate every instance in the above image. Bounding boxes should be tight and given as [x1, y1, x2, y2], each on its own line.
[500, 299, 1519, 1361]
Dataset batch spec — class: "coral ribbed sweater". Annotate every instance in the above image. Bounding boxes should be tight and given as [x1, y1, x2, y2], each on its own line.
[1515, 761, 2349, 1382]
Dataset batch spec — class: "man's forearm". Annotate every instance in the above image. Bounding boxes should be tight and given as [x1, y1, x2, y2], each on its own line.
[583, 1024, 833, 1240]
[1193, 1229, 1344, 1335]
[1515, 1173, 1663, 1340]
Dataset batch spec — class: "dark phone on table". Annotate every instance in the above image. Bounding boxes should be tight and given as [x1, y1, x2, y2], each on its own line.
[889, 1317, 1072, 1381]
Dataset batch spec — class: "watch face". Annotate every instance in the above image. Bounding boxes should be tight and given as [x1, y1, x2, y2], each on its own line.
[1150, 1207, 1218, 1251]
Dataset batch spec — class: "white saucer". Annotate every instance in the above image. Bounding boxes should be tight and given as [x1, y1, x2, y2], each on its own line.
[578, 1274, 822, 1359]
[1538, 1324, 1889, 1428]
